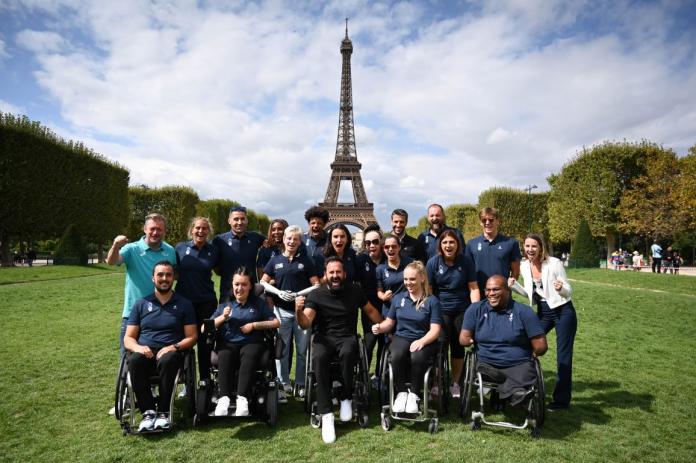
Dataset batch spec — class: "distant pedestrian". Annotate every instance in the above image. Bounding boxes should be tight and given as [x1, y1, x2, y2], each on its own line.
[662, 246, 674, 274]
[27, 248, 36, 267]
[650, 240, 662, 273]
[673, 251, 683, 274]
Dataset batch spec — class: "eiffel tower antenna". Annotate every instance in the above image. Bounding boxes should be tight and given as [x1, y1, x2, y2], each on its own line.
[319, 22, 378, 230]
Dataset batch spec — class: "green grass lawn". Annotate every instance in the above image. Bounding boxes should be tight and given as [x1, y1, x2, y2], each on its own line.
[0, 266, 694, 462]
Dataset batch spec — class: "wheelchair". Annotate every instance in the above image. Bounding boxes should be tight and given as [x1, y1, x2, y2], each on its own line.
[193, 318, 281, 426]
[378, 339, 448, 433]
[114, 348, 196, 435]
[459, 349, 546, 437]
[304, 333, 371, 428]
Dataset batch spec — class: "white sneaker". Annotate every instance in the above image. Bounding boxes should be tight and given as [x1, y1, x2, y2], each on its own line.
[153, 413, 171, 430]
[339, 399, 352, 422]
[393, 392, 408, 413]
[108, 406, 116, 416]
[138, 410, 156, 432]
[321, 413, 336, 444]
[235, 396, 249, 417]
[215, 396, 230, 416]
[450, 383, 461, 398]
[406, 392, 420, 414]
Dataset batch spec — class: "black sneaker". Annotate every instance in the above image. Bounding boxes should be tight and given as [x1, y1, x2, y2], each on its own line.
[547, 402, 569, 411]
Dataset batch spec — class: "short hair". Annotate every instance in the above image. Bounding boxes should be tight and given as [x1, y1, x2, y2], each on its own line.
[284, 224, 303, 239]
[362, 225, 383, 251]
[427, 203, 445, 214]
[304, 206, 330, 224]
[391, 208, 409, 221]
[324, 224, 353, 257]
[229, 205, 247, 214]
[479, 207, 499, 221]
[324, 255, 344, 270]
[382, 234, 400, 248]
[152, 260, 174, 275]
[187, 216, 213, 240]
[145, 213, 167, 228]
[437, 229, 462, 256]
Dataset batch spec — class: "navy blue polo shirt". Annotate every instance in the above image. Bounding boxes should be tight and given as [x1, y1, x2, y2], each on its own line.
[426, 254, 476, 313]
[462, 299, 544, 368]
[257, 245, 281, 270]
[127, 292, 196, 348]
[264, 251, 319, 312]
[465, 233, 522, 293]
[376, 257, 413, 316]
[418, 226, 465, 261]
[213, 230, 265, 301]
[175, 241, 219, 303]
[356, 252, 384, 309]
[387, 293, 443, 341]
[303, 232, 327, 269]
[212, 296, 276, 344]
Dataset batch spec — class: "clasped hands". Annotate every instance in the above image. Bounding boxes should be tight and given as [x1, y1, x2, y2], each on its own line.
[278, 290, 298, 302]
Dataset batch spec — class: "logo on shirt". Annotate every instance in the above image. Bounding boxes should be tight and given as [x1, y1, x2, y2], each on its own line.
[400, 297, 405, 307]
[227, 238, 233, 246]
[186, 247, 191, 255]
[477, 242, 482, 251]
[249, 307, 255, 313]
[275, 263, 284, 270]
[365, 263, 370, 271]
[498, 245, 503, 250]
[173, 305, 178, 311]
[298, 263, 304, 270]
[509, 312, 514, 322]
[438, 264, 444, 274]
[384, 270, 390, 278]
[147, 302, 153, 312]
[425, 236, 429, 244]
[457, 266, 463, 272]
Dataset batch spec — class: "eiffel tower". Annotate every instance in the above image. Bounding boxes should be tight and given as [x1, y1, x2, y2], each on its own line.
[319, 20, 378, 230]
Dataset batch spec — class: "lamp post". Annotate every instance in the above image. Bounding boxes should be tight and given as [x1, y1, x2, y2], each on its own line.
[524, 184, 538, 233]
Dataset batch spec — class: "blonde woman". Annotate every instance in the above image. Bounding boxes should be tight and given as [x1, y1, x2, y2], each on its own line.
[514, 233, 576, 411]
[372, 261, 442, 414]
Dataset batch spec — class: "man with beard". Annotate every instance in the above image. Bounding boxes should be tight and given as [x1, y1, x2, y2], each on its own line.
[303, 206, 330, 270]
[417, 204, 465, 261]
[123, 261, 198, 432]
[213, 206, 266, 302]
[465, 207, 522, 295]
[391, 208, 426, 263]
[295, 257, 383, 444]
[460, 275, 547, 406]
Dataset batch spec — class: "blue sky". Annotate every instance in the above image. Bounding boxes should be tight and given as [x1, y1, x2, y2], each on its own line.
[2, 0, 695, 230]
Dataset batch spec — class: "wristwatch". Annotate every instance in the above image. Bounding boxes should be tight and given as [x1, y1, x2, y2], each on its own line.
[174, 343, 181, 351]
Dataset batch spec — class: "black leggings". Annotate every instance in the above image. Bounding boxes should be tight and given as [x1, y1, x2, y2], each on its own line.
[440, 311, 465, 359]
[313, 335, 358, 414]
[361, 311, 384, 372]
[128, 350, 183, 413]
[217, 342, 266, 398]
[388, 336, 438, 395]
[194, 299, 218, 380]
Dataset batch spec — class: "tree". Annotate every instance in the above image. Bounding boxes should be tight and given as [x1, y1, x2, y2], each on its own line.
[571, 220, 598, 268]
[53, 224, 88, 265]
[478, 187, 550, 246]
[127, 185, 199, 244]
[196, 199, 240, 236]
[548, 140, 663, 258]
[445, 204, 478, 242]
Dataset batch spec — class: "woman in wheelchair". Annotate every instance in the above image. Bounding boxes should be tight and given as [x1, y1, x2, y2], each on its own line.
[372, 261, 442, 414]
[459, 275, 547, 406]
[123, 261, 198, 432]
[211, 268, 280, 417]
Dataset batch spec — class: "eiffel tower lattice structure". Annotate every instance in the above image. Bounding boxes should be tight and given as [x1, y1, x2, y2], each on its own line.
[319, 21, 378, 231]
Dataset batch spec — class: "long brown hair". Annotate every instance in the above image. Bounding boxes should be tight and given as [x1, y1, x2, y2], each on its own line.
[524, 233, 549, 263]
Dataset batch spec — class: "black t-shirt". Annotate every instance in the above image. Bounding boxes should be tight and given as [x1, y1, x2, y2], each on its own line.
[305, 282, 368, 338]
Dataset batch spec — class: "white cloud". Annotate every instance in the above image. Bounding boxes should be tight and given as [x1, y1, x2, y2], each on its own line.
[6, 0, 696, 228]
[0, 99, 25, 114]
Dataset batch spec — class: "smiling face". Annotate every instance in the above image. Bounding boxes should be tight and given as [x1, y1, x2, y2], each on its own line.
[440, 235, 458, 260]
[232, 273, 251, 303]
[270, 221, 286, 245]
[308, 217, 326, 239]
[383, 236, 400, 260]
[228, 211, 248, 235]
[427, 206, 444, 232]
[143, 219, 166, 247]
[331, 228, 348, 255]
[364, 231, 382, 259]
[403, 267, 424, 297]
[485, 276, 509, 310]
[391, 214, 407, 236]
[284, 230, 301, 255]
[480, 214, 499, 238]
[191, 219, 210, 247]
[524, 237, 542, 262]
[325, 260, 345, 291]
[152, 263, 175, 294]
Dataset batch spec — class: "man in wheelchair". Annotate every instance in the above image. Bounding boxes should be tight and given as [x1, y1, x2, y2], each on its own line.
[459, 275, 547, 408]
[122, 261, 198, 432]
[295, 256, 383, 444]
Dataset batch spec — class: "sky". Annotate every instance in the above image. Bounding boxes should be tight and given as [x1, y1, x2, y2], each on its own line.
[2, 0, 696, 230]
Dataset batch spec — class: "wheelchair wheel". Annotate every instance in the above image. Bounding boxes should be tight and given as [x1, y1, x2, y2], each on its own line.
[304, 372, 315, 414]
[435, 348, 449, 416]
[428, 418, 439, 434]
[310, 403, 321, 428]
[357, 337, 370, 410]
[266, 383, 279, 426]
[194, 380, 212, 426]
[380, 413, 392, 431]
[534, 358, 546, 427]
[459, 351, 475, 420]
[184, 351, 197, 418]
[378, 348, 390, 407]
[114, 354, 128, 422]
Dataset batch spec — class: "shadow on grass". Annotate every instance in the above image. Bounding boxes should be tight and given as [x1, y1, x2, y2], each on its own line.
[541, 379, 655, 440]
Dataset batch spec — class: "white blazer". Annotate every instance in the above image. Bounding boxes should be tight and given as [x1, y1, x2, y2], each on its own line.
[515, 256, 572, 309]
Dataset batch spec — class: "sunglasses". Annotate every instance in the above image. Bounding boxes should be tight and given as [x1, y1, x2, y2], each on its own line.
[384, 244, 399, 249]
[481, 218, 497, 224]
[365, 239, 381, 246]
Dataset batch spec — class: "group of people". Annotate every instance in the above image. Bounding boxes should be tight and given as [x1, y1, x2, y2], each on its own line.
[650, 241, 683, 274]
[108, 203, 578, 443]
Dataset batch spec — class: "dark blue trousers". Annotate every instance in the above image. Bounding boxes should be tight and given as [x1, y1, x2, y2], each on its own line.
[538, 300, 577, 407]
